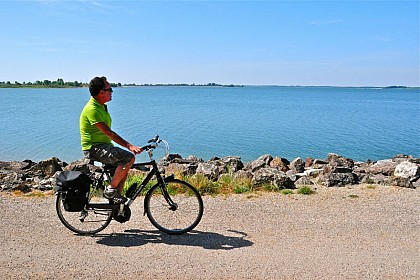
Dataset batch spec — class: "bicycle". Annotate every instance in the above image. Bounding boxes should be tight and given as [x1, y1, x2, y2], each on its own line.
[55, 136, 204, 235]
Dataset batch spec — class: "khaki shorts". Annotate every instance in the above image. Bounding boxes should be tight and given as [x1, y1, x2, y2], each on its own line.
[83, 144, 134, 166]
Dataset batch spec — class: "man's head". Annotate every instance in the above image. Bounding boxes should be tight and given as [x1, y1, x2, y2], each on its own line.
[89, 76, 108, 96]
[89, 76, 113, 103]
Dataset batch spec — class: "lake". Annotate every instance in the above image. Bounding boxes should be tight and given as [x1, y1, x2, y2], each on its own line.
[0, 86, 419, 163]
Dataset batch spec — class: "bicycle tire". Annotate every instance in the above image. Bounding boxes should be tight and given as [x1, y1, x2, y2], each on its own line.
[145, 179, 204, 235]
[56, 193, 113, 235]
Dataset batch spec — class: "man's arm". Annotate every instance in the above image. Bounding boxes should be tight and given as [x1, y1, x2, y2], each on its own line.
[95, 122, 143, 154]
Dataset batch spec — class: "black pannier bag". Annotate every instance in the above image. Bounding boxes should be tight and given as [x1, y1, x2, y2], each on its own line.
[55, 171, 91, 212]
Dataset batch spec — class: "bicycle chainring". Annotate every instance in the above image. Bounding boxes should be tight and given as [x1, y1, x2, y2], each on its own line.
[112, 205, 131, 223]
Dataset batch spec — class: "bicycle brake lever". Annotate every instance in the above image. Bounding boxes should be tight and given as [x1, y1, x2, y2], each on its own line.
[148, 135, 159, 143]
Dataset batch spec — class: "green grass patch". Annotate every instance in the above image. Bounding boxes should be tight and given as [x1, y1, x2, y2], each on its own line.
[281, 189, 294, 195]
[297, 186, 316, 195]
[123, 172, 155, 196]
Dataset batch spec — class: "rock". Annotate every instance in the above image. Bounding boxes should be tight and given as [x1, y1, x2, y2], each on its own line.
[305, 157, 314, 167]
[391, 176, 414, 188]
[64, 159, 100, 174]
[165, 162, 197, 176]
[289, 157, 305, 173]
[164, 154, 183, 163]
[252, 167, 294, 189]
[219, 156, 244, 173]
[208, 156, 244, 175]
[11, 182, 31, 193]
[295, 176, 314, 186]
[324, 166, 353, 174]
[286, 170, 297, 181]
[245, 154, 273, 172]
[394, 161, 420, 179]
[311, 159, 329, 169]
[412, 178, 420, 188]
[186, 155, 203, 163]
[233, 170, 253, 180]
[327, 153, 354, 169]
[365, 160, 398, 176]
[270, 157, 290, 172]
[361, 173, 392, 186]
[196, 162, 219, 180]
[0, 160, 35, 171]
[319, 172, 358, 187]
[29, 157, 64, 176]
[392, 154, 413, 163]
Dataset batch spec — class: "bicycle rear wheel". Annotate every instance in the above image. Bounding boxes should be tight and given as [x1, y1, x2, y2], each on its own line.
[56, 193, 112, 235]
[145, 179, 204, 235]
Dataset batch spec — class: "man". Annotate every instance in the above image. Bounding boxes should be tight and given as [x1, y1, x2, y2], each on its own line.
[80, 76, 143, 203]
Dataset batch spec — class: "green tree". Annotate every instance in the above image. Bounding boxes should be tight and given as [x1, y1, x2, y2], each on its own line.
[57, 78, 64, 86]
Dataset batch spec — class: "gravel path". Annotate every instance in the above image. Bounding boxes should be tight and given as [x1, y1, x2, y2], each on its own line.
[1, 185, 419, 279]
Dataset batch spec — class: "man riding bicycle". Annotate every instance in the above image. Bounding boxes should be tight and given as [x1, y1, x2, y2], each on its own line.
[80, 76, 143, 203]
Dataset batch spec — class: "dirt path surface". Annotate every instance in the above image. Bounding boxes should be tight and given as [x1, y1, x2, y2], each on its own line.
[1, 185, 419, 279]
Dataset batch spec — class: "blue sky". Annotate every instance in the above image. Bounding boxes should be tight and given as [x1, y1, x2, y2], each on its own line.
[1, 0, 419, 86]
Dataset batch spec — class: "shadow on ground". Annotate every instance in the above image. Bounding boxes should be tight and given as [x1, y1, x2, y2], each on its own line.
[95, 229, 253, 250]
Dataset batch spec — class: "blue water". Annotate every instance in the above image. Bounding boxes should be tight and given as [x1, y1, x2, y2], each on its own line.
[0, 86, 419, 163]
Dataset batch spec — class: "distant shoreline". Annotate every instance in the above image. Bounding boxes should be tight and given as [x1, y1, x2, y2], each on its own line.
[0, 84, 418, 89]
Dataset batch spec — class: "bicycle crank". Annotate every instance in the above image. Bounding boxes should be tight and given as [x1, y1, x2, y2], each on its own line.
[112, 205, 131, 223]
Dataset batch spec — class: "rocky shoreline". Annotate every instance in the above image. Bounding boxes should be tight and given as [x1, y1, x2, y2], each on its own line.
[1, 153, 419, 193]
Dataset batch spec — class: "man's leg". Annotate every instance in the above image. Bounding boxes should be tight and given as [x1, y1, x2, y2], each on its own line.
[88, 144, 135, 202]
[110, 156, 135, 191]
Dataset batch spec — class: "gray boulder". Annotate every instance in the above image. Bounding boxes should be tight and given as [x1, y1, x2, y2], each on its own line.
[245, 154, 273, 172]
[289, 157, 305, 173]
[196, 162, 219, 180]
[252, 167, 294, 189]
[320, 172, 358, 187]
[394, 161, 420, 179]
[365, 159, 398, 176]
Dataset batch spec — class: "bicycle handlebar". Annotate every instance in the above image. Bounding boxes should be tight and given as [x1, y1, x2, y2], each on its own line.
[148, 135, 160, 143]
[141, 135, 163, 151]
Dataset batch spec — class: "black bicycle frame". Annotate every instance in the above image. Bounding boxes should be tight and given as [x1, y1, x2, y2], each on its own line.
[85, 159, 176, 211]
[129, 159, 177, 210]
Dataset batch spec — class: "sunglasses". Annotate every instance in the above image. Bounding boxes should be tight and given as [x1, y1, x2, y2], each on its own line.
[102, 88, 113, 93]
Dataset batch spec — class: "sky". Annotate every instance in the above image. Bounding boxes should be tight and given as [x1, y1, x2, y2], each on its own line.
[1, 0, 419, 87]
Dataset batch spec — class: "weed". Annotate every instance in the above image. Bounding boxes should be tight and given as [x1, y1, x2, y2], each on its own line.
[297, 186, 315, 195]
[233, 183, 253, 194]
[122, 172, 155, 196]
[281, 189, 294, 195]
[348, 194, 359, 198]
[184, 174, 220, 195]
[366, 185, 377, 189]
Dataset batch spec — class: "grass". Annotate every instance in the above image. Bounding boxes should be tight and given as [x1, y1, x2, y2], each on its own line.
[122, 172, 155, 196]
[11, 190, 53, 197]
[281, 189, 294, 195]
[12, 170, 319, 198]
[297, 186, 316, 195]
[122, 170, 321, 197]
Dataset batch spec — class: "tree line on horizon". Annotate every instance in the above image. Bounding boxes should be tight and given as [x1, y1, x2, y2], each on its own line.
[0, 79, 87, 88]
[0, 79, 243, 88]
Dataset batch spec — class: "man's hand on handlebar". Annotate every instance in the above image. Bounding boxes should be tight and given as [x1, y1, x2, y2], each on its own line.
[127, 143, 143, 155]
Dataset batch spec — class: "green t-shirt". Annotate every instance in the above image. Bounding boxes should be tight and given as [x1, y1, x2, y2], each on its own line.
[80, 97, 112, 151]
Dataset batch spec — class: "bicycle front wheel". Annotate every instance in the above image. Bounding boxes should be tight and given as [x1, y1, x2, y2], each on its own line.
[56, 193, 113, 235]
[145, 179, 204, 235]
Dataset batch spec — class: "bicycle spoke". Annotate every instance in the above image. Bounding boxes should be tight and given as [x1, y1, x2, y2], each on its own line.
[145, 179, 203, 234]
[56, 194, 113, 235]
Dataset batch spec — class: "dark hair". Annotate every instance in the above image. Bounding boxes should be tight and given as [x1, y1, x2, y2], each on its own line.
[89, 76, 107, 96]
